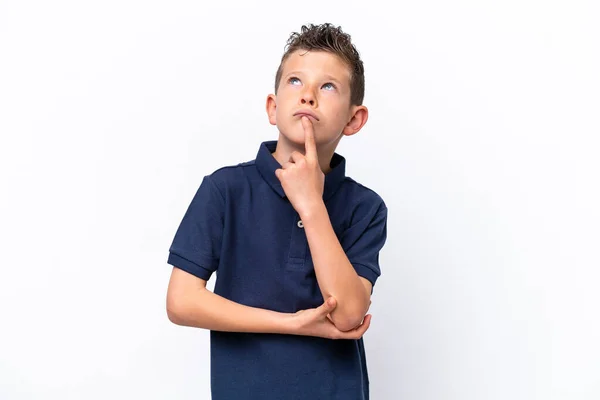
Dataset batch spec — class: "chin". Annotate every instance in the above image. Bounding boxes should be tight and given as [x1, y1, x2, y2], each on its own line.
[277, 125, 309, 144]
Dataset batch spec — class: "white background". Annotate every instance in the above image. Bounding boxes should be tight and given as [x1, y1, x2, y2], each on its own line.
[1, 1, 599, 399]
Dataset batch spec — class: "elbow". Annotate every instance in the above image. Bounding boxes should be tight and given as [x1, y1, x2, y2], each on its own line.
[330, 293, 371, 332]
[166, 286, 209, 326]
[166, 298, 183, 325]
[331, 310, 367, 332]
[166, 290, 188, 325]
[167, 308, 180, 325]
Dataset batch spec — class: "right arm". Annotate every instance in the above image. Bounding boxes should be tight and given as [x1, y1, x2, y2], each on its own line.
[166, 267, 291, 334]
[166, 267, 371, 339]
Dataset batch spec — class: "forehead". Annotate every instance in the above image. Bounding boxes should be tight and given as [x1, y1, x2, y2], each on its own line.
[281, 49, 351, 82]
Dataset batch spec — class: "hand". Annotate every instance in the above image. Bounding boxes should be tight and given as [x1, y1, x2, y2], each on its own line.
[274, 116, 325, 218]
[291, 297, 372, 340]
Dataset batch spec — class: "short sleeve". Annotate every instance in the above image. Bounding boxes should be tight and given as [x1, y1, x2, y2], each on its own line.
[167, 175, 224, 280]
[340, 201, 388, 288]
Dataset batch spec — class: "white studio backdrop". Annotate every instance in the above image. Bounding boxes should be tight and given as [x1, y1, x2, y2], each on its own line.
[1, 1, 599, 399]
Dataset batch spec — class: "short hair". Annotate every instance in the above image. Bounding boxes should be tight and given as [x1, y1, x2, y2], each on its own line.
[274, 23, 365, 106]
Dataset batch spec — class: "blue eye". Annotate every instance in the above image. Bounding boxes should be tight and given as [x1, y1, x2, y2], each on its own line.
[322, 82, 336, 91]
[288, 77, 301, 85]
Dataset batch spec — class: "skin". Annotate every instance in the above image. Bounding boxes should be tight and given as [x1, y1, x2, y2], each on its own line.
[167, 49, 373, 338]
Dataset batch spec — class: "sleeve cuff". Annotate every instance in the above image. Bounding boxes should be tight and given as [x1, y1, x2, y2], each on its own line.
[352, 262, 380, 288]
[167, 252, 214, 281]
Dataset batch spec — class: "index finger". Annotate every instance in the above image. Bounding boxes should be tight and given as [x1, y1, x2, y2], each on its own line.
[301, 116, 317, 160]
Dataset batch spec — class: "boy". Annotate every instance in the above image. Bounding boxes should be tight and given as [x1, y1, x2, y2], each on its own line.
[166, 23, 388, 400]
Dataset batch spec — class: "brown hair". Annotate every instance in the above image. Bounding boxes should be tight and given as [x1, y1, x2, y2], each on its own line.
[274, 23, 365, 106]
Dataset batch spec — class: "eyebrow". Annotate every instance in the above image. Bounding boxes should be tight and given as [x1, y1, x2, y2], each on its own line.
[284, 71, 345, 86]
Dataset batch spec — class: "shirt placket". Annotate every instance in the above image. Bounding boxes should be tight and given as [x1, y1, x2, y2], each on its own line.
[287, 213, 307, 269]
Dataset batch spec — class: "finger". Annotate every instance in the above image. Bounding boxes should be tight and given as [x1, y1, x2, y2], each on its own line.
[289, 151, 303, 164]
[319, 297, 337, 315]
[274, 168, 284, 181]
[281, 161, 294, 170]
[301, 116, 317, 160]
[356, 314, 372, 336]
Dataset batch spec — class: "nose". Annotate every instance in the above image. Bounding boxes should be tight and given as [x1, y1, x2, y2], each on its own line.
[300, 87, 317, 107]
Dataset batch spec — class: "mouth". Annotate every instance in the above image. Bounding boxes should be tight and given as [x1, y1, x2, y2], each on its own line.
[293, 111, 320, 121]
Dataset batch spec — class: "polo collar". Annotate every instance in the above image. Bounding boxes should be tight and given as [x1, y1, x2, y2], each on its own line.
[255, 140, 346, 202]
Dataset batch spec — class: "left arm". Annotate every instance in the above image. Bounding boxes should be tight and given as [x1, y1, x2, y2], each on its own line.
[300, 203, 372, 332]
[275, 116, 374, 332]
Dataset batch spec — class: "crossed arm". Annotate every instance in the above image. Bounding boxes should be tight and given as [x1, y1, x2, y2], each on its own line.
[166, 203, 373, 339]
[166, 268, 371, 340]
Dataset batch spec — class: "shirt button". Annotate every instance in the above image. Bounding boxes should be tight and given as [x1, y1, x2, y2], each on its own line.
[297, 220, 304, 228]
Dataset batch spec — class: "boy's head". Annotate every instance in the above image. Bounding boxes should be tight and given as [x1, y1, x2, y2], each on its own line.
[274, 23, 365, 106]
[266, 23, 368, 151]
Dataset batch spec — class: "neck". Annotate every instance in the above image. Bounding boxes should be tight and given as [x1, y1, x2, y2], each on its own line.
[272, 132, 341, 175]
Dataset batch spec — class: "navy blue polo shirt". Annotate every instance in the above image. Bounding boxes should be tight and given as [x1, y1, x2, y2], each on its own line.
[168, 140, 388, 400]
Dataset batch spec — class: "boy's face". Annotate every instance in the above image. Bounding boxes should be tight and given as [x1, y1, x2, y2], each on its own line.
[266, 49, 367, 149]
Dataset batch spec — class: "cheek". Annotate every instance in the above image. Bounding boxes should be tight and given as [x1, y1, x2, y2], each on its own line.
[322, 97, 346, 116]
[275, 96, 289, 112]
[329, 108, 348, 125]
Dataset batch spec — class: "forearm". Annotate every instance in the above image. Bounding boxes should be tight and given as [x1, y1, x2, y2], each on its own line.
[301, 202, 370, 331]
[168, 286, 294, 334]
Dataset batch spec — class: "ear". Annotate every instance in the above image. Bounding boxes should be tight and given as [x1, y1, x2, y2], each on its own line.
[266, 94, 277, 126]
[342, 105, 368, 137]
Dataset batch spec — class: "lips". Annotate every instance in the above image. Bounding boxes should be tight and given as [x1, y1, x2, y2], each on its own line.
[293, 110, 320, 121]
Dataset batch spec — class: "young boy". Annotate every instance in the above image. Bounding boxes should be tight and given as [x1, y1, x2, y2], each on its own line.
[166, 23, 388, 400]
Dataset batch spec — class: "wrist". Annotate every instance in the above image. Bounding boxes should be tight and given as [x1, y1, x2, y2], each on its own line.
[299, 200, 326, 223]
[274, 312, 300, 335]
